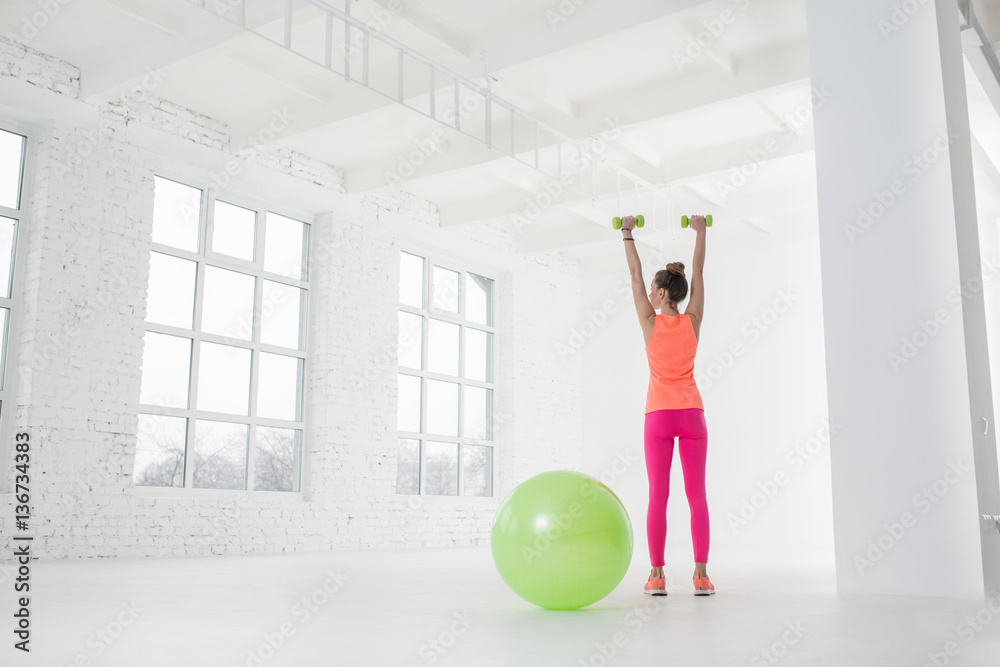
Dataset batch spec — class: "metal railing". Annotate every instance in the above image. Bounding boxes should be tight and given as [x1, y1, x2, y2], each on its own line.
[185, 0, 669, 225]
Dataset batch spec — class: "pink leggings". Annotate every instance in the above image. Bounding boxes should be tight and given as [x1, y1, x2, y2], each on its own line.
[644, 408, 709, 566]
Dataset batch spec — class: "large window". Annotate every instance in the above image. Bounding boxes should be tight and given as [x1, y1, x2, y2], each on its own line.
[396, 250, 495, 496]
[0, 125, 27, 490]
[135, 175, 309, 492]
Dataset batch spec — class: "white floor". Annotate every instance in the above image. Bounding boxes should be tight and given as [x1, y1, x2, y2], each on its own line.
[2, 544, 999, 666]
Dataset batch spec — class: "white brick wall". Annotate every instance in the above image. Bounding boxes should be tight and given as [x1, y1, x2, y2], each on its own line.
[0, 36, 78, 98]
[0, 40, 583, 559]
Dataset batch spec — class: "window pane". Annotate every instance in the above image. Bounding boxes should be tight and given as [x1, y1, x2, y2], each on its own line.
[425, 441, 458, 496]
[202, 265, 255, 341]
[463, 386, 492, 440]
[0, 130, 24, 209]
[427, 319, 459, 376]
[426, 379, 458, 436]
[139, 332, 191, 408]
[0, 308, 7, 391]
[0, 216, 16, 298]
[396, 438, 420, 494]
[146, 252, 196, 329]
[152, 176, 201, 252]
[212, 200, 256, 261]
[254, 426, 300, 492]
[0, 130, 24, 208]
[463, 444, 492, 496]
[257, 352, 302, 421]
[197, 342, 251, 415]
[432, 266, 459, 313]
[264, 212, 307, 280]
[398, 312, 422, 370]
[464, 328, 492, 382]
[398, 373, 421, 432]
[134, 414, 187, 488]
[466, 272, 492, 325]
[399, 252, 424, 308]
[260, 280, 304, 349]
[193, 420, 248, 490]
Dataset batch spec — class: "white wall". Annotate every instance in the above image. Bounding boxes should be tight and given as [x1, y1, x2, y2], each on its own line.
[580, 234, 834, 565]
[0, 37, 584, 559]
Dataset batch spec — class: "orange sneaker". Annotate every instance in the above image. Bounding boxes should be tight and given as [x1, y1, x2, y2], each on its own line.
[644, 570, 667, 596]
[693, 575, 715, 596]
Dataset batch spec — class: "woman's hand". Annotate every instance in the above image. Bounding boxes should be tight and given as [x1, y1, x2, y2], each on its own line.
[621, 215, 638, 232]
[688, 215, 707, 233]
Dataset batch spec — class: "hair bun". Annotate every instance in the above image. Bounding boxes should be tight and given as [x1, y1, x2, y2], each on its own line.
[665, 262, 685, 278]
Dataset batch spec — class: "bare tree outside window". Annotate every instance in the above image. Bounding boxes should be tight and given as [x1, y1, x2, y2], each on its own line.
[134, 177, 309, 492]
[396, 250, 495, 497]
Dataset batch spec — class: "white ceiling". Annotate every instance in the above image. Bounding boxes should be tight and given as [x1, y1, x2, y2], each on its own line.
[4, 0, 1000, 274]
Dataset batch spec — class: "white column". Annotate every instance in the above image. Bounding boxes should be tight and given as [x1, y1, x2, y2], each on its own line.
[805, 0, 1000, 598]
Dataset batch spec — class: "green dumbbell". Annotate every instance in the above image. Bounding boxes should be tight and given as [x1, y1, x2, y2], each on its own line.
[612, 215, 645, 230]
[680, 214, 713, 228]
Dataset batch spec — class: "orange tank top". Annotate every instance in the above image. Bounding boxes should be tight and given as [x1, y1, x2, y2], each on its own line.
[645, 313, 704, 413]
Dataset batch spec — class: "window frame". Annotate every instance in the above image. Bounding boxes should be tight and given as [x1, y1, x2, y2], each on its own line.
[396, 244, 499, 498]
[134, 171, 311, 497]
[0, 118, 32, 494]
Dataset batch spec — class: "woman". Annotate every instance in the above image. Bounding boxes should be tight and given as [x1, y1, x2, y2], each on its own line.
[620, 214, 714, 597]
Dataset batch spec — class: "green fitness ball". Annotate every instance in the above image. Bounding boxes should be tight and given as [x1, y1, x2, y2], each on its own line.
[635, 215, 644, 228]
[490, 470, 633, 610]
[612, 216, 622, 230]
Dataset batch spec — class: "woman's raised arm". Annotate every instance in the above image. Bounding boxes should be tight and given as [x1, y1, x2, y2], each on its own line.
[622, 217, 656, 340]
[685, 216, 707, 328]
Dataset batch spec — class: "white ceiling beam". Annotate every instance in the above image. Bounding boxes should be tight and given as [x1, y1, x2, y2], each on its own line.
[512, 180, 817, 255]
[338, 44, 813, 194]
[677, 22, 739, 76]
[743, 216, 777, 234]
[972, 132, 1000, 193]
[705, 46, 739, 76]
[970, 0, 1000, 48]
[575, 38, 810, 127]
[475, 0, 719, 76]
[338, 120, 663, 194]
[389, 125, 815, 226]
[228, 86, 394, 154]
[363, 0, 471, 58]
[232, 0, 759, 156]
[223, 46, 343, 105]
[666, 126, 816, 187]
[260, 76, 597, 162]
[97, 0, 189, 35]
[515, 220, 610, 254]
[960, 0, 1000, 117]
[81, 0, 266, 103]
[434, 147, 816, 236]
[161, 1, 807, 197]
[616, 130, 663, 168]
[681, 180, 726, 208]
[433, 175, 605, 229]
[754, 98, 798, 135]
[346, 139, 499, 194]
